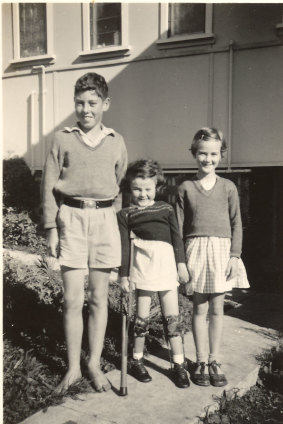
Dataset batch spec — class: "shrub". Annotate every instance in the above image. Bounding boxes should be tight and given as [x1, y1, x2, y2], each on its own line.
[3, 207, 46, 253]
[3, 157, 41, 213]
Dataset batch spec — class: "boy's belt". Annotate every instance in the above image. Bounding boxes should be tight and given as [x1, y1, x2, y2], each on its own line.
[63, 197, 113, 209]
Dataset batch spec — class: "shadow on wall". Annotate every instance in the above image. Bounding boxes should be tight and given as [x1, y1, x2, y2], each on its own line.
[7, 30, 282, 292]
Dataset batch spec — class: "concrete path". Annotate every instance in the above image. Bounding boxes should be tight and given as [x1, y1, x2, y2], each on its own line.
[20, 290, 282, 424]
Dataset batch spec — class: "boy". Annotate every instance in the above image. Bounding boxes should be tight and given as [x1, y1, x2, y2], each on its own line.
[41, 72, 127, 393]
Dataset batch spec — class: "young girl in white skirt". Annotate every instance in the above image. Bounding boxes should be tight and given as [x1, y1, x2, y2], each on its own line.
[118, 159, 190, 388]
[177, 127, 249, 387]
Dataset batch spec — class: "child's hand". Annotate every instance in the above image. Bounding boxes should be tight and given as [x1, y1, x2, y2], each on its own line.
[47, 228, 59, 258]
[119, 277, 135, 293]
[177, 263, 190, 284]
[225, 257, 239, 281]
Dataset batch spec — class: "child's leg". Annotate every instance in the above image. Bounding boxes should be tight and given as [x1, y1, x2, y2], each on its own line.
[133, 289, 152, 356]
[207, 292, 228, 386]
[160, 289, 190, 388]
[87, 268, 111, 391]
[159, 289, 183, 360]
[193, 292, 209, 364]
[131, 290, 152, 383]
[208, 293, 225, 364]
[56, 266, 85, 393]
[191, 292, 211, 386]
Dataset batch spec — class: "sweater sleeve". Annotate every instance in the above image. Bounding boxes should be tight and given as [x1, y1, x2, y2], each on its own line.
[115, 135, 128, 186]
[176, 183, 185, 239]
[168, 206, 186, 264]
[41, 133, 63, 229]
[117, 210, 131, 277]
[228, 182, 242, 257]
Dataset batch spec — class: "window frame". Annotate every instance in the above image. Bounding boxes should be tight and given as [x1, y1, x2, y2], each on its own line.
[157, 3, 215, 49]
[80, 3, 130, 60]
[11, 3, 55, 66]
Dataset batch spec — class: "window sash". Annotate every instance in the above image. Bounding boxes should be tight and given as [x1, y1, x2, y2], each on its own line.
[82, 3, 128, 52]
[90, 3, 122, 49]
[159, 3, 213, 41]
[12, 3, 53, 60]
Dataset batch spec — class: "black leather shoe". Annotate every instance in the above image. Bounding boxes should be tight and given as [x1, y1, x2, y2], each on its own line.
[208, 361, 228, 387]
[131, 358, 152, 383]
[192, 362, 210, 386]
[173, 362, 190, 388]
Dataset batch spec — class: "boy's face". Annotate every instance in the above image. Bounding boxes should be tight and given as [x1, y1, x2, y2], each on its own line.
[74, 90, 110, 132]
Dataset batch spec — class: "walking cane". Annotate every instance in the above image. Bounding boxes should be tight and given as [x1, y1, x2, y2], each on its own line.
[119, 231, 135, 396]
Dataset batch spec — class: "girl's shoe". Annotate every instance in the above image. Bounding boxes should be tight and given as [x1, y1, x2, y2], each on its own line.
[173, 362, 190, 388]
[208, 361, 228, 387]
[131, 358, 152, 383]
[192, 362, 210, 386]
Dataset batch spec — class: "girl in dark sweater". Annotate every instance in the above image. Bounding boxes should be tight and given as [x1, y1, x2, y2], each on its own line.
[177, 127, 249, 387]
[118, 159, 190, 388]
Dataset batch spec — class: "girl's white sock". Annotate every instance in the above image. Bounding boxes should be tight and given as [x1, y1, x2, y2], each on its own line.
[173, 354, 184, 364]
[133, 352, 143, 360]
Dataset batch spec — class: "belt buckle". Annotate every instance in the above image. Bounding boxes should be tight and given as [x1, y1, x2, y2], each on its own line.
[83, 200, 96, 209]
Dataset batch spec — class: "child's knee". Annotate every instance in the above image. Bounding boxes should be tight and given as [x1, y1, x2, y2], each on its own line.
[163, 314, 185, 338]
[87, 290, 107, 310]
[134, 316, 150, 337]
[64, 293, 84, 312]
[209, 305, 224, 317]
[193, 302, 208, 316]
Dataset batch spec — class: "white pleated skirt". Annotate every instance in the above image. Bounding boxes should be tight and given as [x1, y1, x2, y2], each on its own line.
[185, 237, 250, 294]
[131, 238, 179, 291]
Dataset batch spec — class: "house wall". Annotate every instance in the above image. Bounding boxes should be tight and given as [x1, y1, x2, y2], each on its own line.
[2, 3, 283, 170]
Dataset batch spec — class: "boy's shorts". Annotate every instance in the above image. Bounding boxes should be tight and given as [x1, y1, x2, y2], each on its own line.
[57, 204, 121, 269]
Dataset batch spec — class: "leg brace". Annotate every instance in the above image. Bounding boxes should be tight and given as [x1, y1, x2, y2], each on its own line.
[134, 316, 150, 337]
[163, 314, 185, 338]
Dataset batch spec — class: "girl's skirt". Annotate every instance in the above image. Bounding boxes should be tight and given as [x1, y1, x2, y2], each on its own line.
[185, 237, 250, 293]
[131, 237, 179, 291]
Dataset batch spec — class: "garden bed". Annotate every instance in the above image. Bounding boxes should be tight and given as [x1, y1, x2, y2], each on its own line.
[3, 253, 193, 424]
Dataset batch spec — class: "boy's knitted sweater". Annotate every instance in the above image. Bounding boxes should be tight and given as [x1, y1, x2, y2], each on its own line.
[176, 176, 242, 257]
[117, 201, 186, 277]
[41, 128, 127, 229]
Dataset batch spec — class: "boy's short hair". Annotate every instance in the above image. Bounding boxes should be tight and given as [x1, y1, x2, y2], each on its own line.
[191, 127, 227, 158]
[74, 72, 109, 99]
[122, 159, 166, 193]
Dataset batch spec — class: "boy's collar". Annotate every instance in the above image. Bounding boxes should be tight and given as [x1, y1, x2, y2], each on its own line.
[64, 123, 115, 136]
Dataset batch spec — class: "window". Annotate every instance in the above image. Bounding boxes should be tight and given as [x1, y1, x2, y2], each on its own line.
[19, 3, 47, 57]
[157, 3, 214, 48]
[81, 3, 130, 59]
[90, 3, 121, 49]
[11, 3, 55, 65]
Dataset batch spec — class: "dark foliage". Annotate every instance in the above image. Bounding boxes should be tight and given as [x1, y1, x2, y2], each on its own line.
[201, 341, 283, 424]
[3, 157, 41, 214]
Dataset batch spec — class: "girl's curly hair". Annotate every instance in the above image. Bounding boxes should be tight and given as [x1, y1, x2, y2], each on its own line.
[121, 159, 166, 193]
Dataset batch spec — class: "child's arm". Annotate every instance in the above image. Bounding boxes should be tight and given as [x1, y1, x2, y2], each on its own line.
[115, 136, 128, 186]
[225, 257, 239, 281]
[41, 134, 62, 230]
[225, 182, 242, 280]
[113, 137, 128, 212]
[228, 182, 242, 258]
[175, 184, 185, 238]
[47, 228, 59, 258]
[168, 206, 190, 284]
[117, 210, 131, 292]
[41, 134, 63, 257]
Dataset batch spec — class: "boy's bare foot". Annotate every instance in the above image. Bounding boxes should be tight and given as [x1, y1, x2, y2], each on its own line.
[54, 370, 82, 394]
[88, 364, 111, 393]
